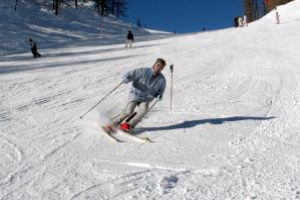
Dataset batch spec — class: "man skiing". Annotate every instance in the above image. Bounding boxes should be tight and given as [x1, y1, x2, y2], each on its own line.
[104, 58, 167, 133]
[125, 30, 134, 48]
[29, 38, 41, 58]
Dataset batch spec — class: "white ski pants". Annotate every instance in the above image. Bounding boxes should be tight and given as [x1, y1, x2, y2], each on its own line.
[112, 101, 149, 128]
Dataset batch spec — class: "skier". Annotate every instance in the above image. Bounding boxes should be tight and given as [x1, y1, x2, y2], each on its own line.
[234, 17, 238, 27]
[238, 16, 243, 27]
[104, 58, 167, 133]
[243, 15, 248, 27]
[275, 7, 280, 24]
[29, 38, 41, 58]
[125, 30, 134, 48]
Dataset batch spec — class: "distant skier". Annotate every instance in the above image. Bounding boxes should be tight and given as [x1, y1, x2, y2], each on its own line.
[243, 15, 248, 27]
[238, 16, 243, 27]
[125, 30, 134, 48]
[29, 38, 41, 58]
[275, 7, 280, 24]
[104, 58, 167, 133]
[234, 17, 239, 27]
[234, 16, 242, 27]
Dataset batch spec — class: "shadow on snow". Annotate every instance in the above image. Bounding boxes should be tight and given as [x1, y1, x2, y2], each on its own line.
[0, 54, 142, 74]
[135, 116, 275, 134]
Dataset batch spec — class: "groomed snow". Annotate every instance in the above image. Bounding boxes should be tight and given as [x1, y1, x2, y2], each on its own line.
[1, 0, 300, 199]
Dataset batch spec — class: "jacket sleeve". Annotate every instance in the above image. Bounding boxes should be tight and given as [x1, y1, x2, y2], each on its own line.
[123, 68, 142, 84]
[157, 78, 166, 98]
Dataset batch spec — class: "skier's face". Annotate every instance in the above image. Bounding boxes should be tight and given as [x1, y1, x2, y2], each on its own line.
[153, 62, 165, 74]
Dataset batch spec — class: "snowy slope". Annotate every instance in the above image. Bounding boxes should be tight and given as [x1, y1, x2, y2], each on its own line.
[0, 0, 170, 56]
[1, 0, 300, 199]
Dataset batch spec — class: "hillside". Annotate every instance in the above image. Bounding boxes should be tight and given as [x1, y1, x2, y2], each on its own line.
[0, 0, 169, 56]
[1, 0, 300, 199]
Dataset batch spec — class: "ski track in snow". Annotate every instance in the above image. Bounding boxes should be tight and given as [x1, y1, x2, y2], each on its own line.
[1, 1, 300, 199]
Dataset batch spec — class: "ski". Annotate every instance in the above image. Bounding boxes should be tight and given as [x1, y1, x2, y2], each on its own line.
[101, 124, 153, 143]
[117, 129, 153, 143]
[101, 126, 123, 143]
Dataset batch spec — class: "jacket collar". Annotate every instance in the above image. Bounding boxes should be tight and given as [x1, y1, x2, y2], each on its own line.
[151, 67, 160, 77]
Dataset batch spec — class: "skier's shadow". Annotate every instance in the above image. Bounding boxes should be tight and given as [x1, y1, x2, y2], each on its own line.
[135, 116, 275, 135]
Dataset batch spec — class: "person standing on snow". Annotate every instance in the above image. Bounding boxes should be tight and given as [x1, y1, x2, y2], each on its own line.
[238, 16, 243, 27]
[104, 58, 167, 132]
[29, 38, 41, 58]
[243, 15, 248, 27]
[125, 30, 134, 48]
[275, 7, 280, 24]
[234, 17, 239, 27]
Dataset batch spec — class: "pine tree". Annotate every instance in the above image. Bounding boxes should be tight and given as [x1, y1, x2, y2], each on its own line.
[137, 18, 142, 27]
[244, 0, 263, 22]
[115, 0, 127, 18]
[55, 0, 59, 15]
[245, 0, 293, 21]
[90, 0, 127, 17]
[93, 0, 109, 16]
[254, 0, 260, 19]
[101, 0, 109, 16]
[244, 0, 254, 22]
[110, 0, 116, 15]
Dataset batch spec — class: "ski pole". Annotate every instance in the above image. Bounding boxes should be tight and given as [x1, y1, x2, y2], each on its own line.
[170, 64, 174, 109]
[80, 82, 123, 119]
[146, 99, 159, 116]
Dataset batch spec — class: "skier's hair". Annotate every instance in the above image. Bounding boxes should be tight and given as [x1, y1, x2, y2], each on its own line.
[155, 58, 166, 67]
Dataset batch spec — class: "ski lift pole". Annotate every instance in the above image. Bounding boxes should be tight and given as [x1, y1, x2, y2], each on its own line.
[170, 64, 174, 109]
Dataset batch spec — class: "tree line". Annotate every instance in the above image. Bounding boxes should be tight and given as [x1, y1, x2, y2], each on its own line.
[51, 0, 128, 17]
[13, 0, 127, 17]
[244, 0, 293, 22]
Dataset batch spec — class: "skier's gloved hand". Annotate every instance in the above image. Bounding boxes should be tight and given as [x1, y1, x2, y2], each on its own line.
[122, 77, 130, 84]
[156, 95, 163, 101]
